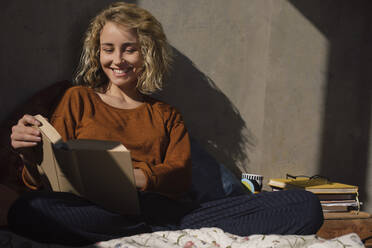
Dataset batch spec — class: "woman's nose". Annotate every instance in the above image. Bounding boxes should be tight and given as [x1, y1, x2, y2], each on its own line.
[113, 52, 124, 65]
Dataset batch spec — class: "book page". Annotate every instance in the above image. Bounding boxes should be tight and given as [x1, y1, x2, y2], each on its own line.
[34, 114, 63, 145]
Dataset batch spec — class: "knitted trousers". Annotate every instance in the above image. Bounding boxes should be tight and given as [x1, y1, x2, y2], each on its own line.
[8, 189, 323, 246]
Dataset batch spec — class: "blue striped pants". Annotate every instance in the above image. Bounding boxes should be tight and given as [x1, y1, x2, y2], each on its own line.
[8, 189, 323, 246]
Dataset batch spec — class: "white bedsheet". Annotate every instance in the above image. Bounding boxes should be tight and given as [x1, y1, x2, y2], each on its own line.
[0, 228, 365, 248]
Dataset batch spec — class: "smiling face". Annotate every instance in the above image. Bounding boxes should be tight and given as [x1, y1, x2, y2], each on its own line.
[99, 22, 143, 91]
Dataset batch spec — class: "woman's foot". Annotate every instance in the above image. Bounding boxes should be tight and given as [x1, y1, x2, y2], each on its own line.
[0, 184, 19, 226]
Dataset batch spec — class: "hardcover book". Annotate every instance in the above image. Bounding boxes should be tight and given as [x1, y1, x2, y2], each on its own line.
[321, 200, 360, 212]
[33, 114, 140, 215]
[316, 193, 358, 201]
[268, 177, 358, 194]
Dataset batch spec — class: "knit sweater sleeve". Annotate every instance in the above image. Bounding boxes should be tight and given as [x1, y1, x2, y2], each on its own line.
[50, 87, 83, 141]
[133, 107, 192, 199]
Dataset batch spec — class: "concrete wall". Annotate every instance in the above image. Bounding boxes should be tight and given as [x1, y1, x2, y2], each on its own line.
[1, 0, 371, 212]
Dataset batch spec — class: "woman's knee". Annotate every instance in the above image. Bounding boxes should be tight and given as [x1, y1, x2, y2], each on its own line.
[8, 192, 84, 226]
[283, 189, 324, 234]
[303, 190, 324, 232]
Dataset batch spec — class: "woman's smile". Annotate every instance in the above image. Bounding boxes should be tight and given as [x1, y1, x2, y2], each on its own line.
[111, 67, 134, 77]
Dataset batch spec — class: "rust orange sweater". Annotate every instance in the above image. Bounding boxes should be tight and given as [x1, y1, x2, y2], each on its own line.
[50, 86, 192, 198]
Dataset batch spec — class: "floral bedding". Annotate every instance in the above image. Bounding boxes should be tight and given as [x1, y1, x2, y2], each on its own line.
[0, 227, 365, 248]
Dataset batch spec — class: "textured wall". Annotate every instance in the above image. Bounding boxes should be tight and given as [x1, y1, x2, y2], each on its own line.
[141, 0, 271, 176]
[280, 0, 372, 212]
[0, 0, 120, 120]
[1, 0, 371, 212]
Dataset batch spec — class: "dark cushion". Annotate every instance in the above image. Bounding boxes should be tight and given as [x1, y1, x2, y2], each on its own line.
[188, 138, 249, 203]
[0, 81, 71, 192]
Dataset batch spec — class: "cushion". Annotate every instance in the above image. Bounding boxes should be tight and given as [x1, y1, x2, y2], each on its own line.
[188, 138, 249, 203]
[0, 81, 71, 192]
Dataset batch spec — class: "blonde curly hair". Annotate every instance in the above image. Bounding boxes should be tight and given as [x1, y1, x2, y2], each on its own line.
[74, 2, 173, 94]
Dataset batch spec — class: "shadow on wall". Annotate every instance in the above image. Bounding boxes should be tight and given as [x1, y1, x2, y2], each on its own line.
[289, 0, 372, 204]
[153, 48, 257, 177]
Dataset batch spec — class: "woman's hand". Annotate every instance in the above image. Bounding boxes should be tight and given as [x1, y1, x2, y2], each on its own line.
[11, 114, 41, 150]
[10, 114, 43, 188]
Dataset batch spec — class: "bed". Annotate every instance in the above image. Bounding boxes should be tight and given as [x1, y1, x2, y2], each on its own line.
[0, 227, 365, 248]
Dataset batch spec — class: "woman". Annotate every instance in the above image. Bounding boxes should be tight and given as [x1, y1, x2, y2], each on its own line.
[8, 2, 323, 246]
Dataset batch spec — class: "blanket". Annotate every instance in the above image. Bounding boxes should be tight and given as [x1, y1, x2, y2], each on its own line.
[0, 228, 365, 248]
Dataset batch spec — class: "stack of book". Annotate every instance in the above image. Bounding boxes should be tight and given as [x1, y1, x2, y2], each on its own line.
[268, 177, 360, 215]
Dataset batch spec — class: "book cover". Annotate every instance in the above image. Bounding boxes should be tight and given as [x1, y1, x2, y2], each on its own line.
[34, 114, 140, 215]
[316, 193, 358, 201]
[268, 177, 358, 194]
[321, 200, 360, 212]
[321, 205, 349, 212]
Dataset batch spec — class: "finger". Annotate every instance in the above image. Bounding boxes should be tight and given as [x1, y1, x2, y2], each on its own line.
[12, 125, 40, 136]
[18, 114, 41, 127]
[11, 141, 38, 149]
[11, 132, 41, 143]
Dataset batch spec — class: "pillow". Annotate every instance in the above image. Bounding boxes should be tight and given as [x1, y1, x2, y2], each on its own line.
[0, 80, 71, 192]
[188, 138, 249, 203]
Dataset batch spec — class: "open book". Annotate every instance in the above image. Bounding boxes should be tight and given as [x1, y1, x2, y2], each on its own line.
[33, 115, 140, 215]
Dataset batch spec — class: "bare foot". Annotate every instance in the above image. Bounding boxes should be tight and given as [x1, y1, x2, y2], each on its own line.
[0, 184, 19, 226]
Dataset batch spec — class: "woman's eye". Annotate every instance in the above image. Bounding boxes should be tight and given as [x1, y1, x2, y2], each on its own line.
[102, 48, 113, 53]
[125, 48, 136, 53]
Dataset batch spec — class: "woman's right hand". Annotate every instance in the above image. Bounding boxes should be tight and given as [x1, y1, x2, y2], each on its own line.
[10, 114, 42, 150]
[11, 115, 43, 189]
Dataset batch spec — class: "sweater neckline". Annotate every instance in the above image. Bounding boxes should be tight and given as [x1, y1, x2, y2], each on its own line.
[88, 87, 149, 112]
